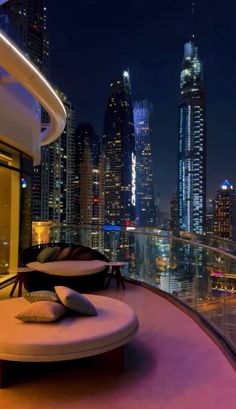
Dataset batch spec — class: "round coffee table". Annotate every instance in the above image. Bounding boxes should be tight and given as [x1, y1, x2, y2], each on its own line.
[105, 262, 128, 289]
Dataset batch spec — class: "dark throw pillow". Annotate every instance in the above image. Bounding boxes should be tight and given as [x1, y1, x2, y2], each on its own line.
[37, 247, 56, 263]
[55, 247, 71, 261]
[49, 246, 62, 261]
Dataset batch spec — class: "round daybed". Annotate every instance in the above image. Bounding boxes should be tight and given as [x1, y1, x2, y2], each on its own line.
[0, 294, 138, 387]
[20, 243, 110, 292]
[25, 260, 108, 292]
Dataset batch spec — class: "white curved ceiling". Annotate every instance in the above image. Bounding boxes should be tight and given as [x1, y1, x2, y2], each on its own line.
[0, 31, 67, 146]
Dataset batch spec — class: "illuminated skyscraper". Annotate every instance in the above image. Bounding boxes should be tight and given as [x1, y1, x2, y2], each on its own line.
[75, 123, 104, 249]
[206, 198, 214, 236]
[177, 35, 206, 234]
[103, 70, 135, 226]
[133, 100, 155, 227]
[0, 0, 49, 75]
[48, 91, 75, 224]
[213, 180, 236, 240]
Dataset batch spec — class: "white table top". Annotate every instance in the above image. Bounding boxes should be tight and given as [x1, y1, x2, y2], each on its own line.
[106, 262, 128, 267]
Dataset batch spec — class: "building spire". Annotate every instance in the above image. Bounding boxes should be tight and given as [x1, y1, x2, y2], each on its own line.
[191, 0, 195, 40]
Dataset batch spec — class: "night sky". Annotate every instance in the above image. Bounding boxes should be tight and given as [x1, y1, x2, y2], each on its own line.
[48, 0, 236, 212]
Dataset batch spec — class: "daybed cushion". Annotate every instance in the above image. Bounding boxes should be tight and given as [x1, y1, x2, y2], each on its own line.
[15, 301, 66, 322]
[55, 286, 97, 316]
[49, 246, 62, 261]
[69, 248, 82, 260]
[55, 247, 71, 261]
[26, 260, 107, 276]
[37, 247, 56, 263]
[0, 295, 139, 362]
[24, 290, 60, 304]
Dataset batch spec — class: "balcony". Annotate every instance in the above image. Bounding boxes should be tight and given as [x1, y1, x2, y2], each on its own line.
[1, 225, 235, 407]
[0, 279, 235, 408]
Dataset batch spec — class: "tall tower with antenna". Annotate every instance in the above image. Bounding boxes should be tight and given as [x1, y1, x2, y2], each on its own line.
[177, 1, 207, 234]
[103, 70, 135, 226]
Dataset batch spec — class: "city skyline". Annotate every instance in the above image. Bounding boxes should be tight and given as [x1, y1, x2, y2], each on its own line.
[47, 0, 236, 211]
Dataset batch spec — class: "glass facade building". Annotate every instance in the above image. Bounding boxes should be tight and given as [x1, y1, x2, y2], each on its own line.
[75, 123, 104, 250]
[133, 100, 155, 227]
[48, 92, 75, 223]
[213, 180, 236, 240]
[177, 36, 206, 234]
[103, 71, 135, 227]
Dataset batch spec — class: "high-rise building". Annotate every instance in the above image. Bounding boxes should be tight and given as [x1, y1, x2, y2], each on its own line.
[177, 35, 206, 234]
[37, 98, 75, 234]
[49, 91, 75, 221]
[213, 180, 236, 240]
[75, 123, 104, 250]
[47, 91, 76, 243]
[133, 100, 155, 227]
[35, 91, 75, 241]
[206, 198, 214, 236]
[0, 0, 49, 74]
[103, 70, 135, 227]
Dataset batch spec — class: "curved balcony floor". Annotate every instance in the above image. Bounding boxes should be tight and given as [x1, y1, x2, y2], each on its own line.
[0, 282, 235, 409]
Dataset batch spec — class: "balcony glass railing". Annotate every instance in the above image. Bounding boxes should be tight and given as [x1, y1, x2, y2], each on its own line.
[37, 223, 236, 354]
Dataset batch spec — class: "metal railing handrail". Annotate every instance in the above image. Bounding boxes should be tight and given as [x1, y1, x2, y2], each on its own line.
[49, 222, 236, 262]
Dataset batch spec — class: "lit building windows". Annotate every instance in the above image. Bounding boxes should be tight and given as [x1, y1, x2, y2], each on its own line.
[177, 37, 206, 234]
[133, 100, 155, 227]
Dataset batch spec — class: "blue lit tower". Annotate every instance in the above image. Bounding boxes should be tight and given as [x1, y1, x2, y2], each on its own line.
[177, 35, 206, 234]
[103, 70, 135, 226]
[133, 100, 155, 227]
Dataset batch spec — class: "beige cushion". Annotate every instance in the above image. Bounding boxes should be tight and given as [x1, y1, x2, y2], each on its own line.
[37, 247, 55, 263]
[55, 247, 71, 261]
[24, 290, 60, 304]
[69, 248, 82, 259]
[55, 286, 97, 316]
[26, 260, 107, 276]
[15, 301, 66, 322]
[50, 246, 62, 261]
